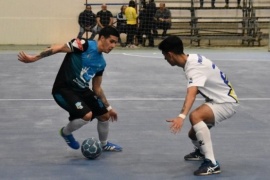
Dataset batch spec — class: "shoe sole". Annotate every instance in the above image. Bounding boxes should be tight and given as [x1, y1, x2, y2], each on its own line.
[184, 157, 205, 161]
[194, 170, 221, 176]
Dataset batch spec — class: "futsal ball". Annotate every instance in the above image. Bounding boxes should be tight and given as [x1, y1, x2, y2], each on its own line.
[81, 137, 102, 159]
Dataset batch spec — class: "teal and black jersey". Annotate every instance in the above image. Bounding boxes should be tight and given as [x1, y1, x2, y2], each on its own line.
[52, 39, 106, 93]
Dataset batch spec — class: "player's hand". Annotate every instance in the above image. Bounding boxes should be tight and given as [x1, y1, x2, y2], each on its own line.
[108, 109, 118, 122]
[18, 51, 37, 63]
[166, 117, 184, 134]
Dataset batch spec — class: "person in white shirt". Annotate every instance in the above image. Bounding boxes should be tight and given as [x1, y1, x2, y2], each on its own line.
[158, 35, 239, 176]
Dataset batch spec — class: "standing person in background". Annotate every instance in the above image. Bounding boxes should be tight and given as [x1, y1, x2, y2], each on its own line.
[225, 0, 242, 8]
[200, 0, 215, 8]
[125, 0, 138, 48]
[89, 3, 113, 40]
[146, 0, 157, 39]
[18, 26, 123, 153]
[158, 36, 239, 176]
[154, 2, 171, 37]
[116, 5, 127, 47]
[77, 5, 96, 38]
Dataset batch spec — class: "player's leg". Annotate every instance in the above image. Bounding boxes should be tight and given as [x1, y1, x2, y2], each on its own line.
[83, 91, 123, 152]
[190, 102, 237, 175]
[53, 90, 92, 150]
[189, 104, 220, 175]
[184, 127, 205, 161]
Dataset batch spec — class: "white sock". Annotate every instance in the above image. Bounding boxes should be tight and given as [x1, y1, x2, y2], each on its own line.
[193, 121, 216, 164]
[63, 119, 89, 135]
[97, 121, 109, 146]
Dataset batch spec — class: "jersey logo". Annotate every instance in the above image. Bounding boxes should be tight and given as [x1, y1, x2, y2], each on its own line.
[75, 38, 84, 51]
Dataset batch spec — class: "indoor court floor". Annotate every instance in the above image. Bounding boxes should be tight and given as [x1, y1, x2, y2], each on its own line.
[0, 46, 270, 180]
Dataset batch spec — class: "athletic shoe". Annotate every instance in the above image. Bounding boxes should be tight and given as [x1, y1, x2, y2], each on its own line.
[102, 142, 122, 152]
[59, 127, 80, 150]
[184, 148, 205, 161]
[194, 159, 221, 176]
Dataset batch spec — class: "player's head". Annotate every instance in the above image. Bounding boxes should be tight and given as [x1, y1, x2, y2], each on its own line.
[158, 36, 185, 66]
[98, 26, 119, 53]
[158, 36, 184, 55]
[98, 26, 119, 40]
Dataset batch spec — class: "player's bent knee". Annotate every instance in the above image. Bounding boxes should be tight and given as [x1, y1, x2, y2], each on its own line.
[97, 113, 110, 122]
[82, 112, 93, 121]
[189, 111, 201, 125]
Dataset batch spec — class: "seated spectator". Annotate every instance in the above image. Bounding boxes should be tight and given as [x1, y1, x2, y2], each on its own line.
[154, 3, 171, 37]
[77, 5, 96, 38]
[116, 5, 127, 46]
[89, 3, 113, 40]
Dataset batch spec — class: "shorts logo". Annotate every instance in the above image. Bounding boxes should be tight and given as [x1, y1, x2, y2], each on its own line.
[75, 102, 83, 109]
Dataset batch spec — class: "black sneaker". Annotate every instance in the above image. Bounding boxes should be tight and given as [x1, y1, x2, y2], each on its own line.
[194, 159, 221, 176]
[184, 148, 205, 161]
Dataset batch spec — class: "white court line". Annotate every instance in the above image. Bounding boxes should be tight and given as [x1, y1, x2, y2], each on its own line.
[121, 53, 270, 61]
[0, 98, 270, 101]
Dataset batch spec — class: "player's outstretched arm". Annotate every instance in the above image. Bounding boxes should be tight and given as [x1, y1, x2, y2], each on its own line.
[18, 43, 71, 63]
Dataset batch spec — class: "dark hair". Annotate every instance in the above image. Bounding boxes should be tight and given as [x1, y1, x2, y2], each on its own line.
[98, 26, 120, 39]
[129, 0, 136, 8]
[158, 36, 184, 54]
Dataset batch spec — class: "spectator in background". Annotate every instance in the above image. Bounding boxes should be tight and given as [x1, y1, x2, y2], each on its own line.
[200, 0, 215, 8]
[136, 4, 154, 47]
[154, 3, 171, 37]
[89, 3, 113, 40]
[116, 5, 127, 47]
[225, 0, 242, 8]
[125, 0, 138, 48]
[146, 0, 157, 38]
[77, 5, 96, 38]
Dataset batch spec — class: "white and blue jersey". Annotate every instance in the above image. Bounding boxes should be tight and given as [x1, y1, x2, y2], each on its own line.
[52, 39, 106, 92]
[184, 54, 238, 103]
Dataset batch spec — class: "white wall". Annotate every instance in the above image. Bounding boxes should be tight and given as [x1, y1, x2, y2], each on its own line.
[0, 0, 268, 45]
[0, 0, 127, 45]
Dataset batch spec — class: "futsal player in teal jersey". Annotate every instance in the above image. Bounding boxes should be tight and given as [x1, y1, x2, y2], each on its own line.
[18, 26, 122, 152]
[158, 36, 239, 176]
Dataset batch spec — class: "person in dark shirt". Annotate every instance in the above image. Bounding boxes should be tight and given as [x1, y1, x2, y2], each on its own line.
[18, 26, 123, 153]
[116, 5, 127, 46]
[77, 5, 96, 38]
[154, 3, 171, 37]
[89, 3, 113, 40]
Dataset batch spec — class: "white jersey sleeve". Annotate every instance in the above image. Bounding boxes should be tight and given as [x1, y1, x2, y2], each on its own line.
[184, 54, 238, 103]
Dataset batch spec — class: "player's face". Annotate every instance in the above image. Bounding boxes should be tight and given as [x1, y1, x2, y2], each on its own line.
[101, 35, 118, 53]
[162, 52, 175, 66]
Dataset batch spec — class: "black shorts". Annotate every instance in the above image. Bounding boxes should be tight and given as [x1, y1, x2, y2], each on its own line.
[52, 88, 108, 121]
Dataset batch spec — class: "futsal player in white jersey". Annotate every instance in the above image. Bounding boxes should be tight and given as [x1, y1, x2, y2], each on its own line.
[158, 36, 239, 176]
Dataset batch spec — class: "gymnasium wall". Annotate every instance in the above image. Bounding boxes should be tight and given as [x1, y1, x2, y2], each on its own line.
[0, 0, 126, 45]
[0, 0, 268, 45]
